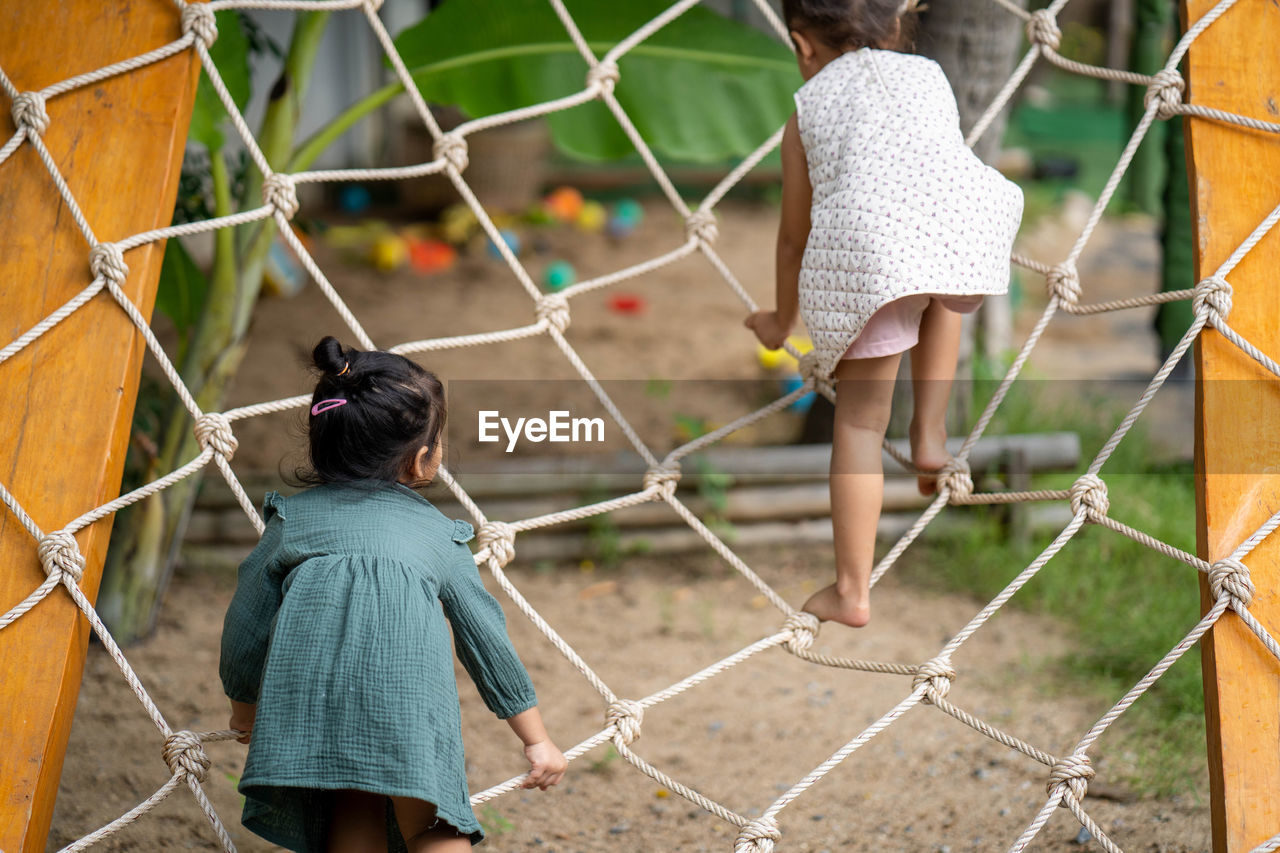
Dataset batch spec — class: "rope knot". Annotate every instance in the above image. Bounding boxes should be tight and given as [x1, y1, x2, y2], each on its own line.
[685, 209, 719, 245]
[37, 531, 85, 584]
[535, 293, 571, 333]
[586, 60, 620, 93]
[477, 521, 516, 568]
[782, 610, 820, 653]
[1025, 9, 1062, 50]
[912, 656, 956, 703]
[1209, 557, 1254, 609]
[194, 413, 238, 460]
[364, 0, 386, 11]
[180, 3, 219, 48]
[1069, 474, 1109, 522]
[938, 457, 973, 501]
[12, 91, 50, 136]
[734, 816, 781, 853]
[1192, 276, 1232, 322]
[433, 133, 469, 173]
[1144, 69, 1185, 121]
[642, 462, 682, 497]
[261, 173, 299, 219]
[1045, 262, 1081, 306]
[89, 242, 129, 286]
[1047, 753, 1094, 804]
[605, 699, 644, 745]
[796, 350, 835, 399]
[163, 730, 211, 782]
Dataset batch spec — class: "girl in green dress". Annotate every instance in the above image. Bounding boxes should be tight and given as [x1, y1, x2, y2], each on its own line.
[220, 336, 566, 852]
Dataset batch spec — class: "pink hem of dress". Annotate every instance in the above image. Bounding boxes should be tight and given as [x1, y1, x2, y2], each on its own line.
[841, 294, 984, 360]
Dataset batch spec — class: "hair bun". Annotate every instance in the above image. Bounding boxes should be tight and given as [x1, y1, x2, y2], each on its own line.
[313, 336, 350, 376]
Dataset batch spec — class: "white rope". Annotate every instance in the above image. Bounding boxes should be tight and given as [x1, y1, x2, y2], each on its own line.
[3, 0, 1280, 849]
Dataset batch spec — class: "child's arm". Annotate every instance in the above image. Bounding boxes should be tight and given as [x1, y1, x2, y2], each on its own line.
[745, 113, 812, 349]
[440, 544, 566, 789]
[506, 706, 568, 791]
[219, 494, 287, 742]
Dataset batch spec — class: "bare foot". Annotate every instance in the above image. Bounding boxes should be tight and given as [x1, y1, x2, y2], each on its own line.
[802, 583, 871, 628]
[909, 421, 950, 496]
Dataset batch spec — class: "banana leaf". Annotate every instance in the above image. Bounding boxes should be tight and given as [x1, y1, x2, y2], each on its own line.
[392, 0, 800, 163]
[188, 10, 251, 151]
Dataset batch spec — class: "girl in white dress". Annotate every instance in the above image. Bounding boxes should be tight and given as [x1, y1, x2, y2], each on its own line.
[746, 0, 1023, 627]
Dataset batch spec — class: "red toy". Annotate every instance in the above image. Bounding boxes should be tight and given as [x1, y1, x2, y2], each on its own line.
[607, 292, 646, 315]
[407, 237, 457, 274]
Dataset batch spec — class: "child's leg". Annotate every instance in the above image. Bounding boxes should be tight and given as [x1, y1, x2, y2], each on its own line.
[910, 298, 965, 495]
[803, 351, 903, 628]
[391, 796, 472, 853]
[328, 790, 388, 853]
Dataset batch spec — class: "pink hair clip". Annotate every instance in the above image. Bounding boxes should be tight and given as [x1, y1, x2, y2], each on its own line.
[311, 398, 348, 416]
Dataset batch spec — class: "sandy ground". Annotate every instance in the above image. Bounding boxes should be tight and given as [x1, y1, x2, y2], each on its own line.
[45, 199, 1208, 851]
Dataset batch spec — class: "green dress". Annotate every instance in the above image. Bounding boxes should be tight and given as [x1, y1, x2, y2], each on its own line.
[219, 483, 537, 851]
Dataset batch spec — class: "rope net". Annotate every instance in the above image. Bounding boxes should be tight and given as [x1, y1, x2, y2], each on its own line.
[1, 0, 1277, 850]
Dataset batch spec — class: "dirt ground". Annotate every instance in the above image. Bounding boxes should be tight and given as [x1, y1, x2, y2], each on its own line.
[46, 199, 1209, 851]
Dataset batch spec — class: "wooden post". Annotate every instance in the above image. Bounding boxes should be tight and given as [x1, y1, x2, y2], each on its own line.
[1186, 0, 1280, 849]
[0, 4, 202, 850]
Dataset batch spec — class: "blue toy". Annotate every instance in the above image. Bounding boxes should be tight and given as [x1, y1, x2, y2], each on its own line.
[606, 198, 643, 239]
[337, 184, 372, 215]
[544, 260, 576, 291]
[781, 373, 815, 414]
[486, 228, 521, 259]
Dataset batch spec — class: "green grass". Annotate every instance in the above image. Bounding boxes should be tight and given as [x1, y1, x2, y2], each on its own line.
[900, 376, 1205, 796]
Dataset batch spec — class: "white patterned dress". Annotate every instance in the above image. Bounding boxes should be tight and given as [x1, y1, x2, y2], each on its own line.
[794, 48, 1024, 378]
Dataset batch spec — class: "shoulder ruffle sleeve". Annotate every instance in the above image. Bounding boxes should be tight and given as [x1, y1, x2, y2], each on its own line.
[451, 519, 475, 544]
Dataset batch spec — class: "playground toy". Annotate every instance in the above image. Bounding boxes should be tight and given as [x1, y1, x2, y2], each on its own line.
[486, 227, 521, 259]
[607, 197, 644, 239]
[543, 185, 584, 222]
[607, 292, 646, 315]
[756, 336, 811, 371]
[337, 183, 372, 215]
[407, 236, 456, 274]
[577, 199, 607, 232]
[543, 259, 576, 291]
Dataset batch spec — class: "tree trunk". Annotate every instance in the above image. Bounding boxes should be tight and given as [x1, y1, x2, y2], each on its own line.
[920, 0, 1026, 374]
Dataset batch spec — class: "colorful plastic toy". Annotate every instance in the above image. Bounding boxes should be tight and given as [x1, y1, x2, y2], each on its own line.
[486, 228, 521, 259]
[576, 200, 607, 232]
[755, 335, 812, 371]
[370, 233, 407, 272]
[543, 186, 584, 222]
[440, 203, 478, 245]
[337, 184, 371, 215]
[262, 225, 311, 297]
[607, 198, 643, 238]
[607, 292, 646, 315]
[544, 260, 576, 291]
[407, 238, 456, 274]
[781, 372, 816, 414]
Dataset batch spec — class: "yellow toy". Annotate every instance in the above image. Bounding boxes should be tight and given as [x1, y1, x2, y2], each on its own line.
[755, 336, 812, 371]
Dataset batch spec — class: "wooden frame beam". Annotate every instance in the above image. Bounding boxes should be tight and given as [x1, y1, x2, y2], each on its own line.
[0, 4, 202, 850]
[1187, 0, 1280, 849]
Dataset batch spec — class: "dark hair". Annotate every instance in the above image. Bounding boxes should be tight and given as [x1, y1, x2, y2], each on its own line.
[782, 0, 917, 52]
[298, 336, 446, 486]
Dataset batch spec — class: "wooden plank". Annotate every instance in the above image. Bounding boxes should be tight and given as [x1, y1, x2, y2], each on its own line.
[1185, 0, 1280, 849]
[0, 4, 203, 850]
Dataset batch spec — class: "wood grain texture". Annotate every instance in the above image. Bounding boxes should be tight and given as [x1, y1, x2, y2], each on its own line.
[0, 3, 202, 850]
[1185, 0, 1280, 849]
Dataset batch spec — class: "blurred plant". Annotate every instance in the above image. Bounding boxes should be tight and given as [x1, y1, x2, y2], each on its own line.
[297, 0, 800, 166]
